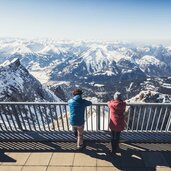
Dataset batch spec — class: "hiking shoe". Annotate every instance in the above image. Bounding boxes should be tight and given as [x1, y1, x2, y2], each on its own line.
[77, 144, 86, 151]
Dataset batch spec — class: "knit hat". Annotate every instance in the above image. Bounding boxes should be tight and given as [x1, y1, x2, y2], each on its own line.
[114, 91, 122, 100]
[72, 89, 83, 96]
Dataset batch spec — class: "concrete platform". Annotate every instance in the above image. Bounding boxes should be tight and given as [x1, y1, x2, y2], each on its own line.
[0, 142, 170, 171]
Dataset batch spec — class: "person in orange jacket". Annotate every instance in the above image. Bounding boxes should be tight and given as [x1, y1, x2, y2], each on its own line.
[108, 92, 126, 154]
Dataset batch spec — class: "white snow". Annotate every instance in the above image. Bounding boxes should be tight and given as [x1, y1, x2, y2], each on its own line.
[126, 82, 134, 92]
[94, 84, 104, 87]
[137, 55, 160, 65]
[0, 58, 19, 67]
[122, 69, 133, 74]
[161, 83, 171, 89]
[104, 71, 115, 76]
[0, 66, 24, 96]
[30, 71, 50, 84]
[38, 45, 61, 54]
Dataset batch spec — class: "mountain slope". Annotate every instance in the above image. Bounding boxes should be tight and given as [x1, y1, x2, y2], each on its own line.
[0, 58, 60, 102]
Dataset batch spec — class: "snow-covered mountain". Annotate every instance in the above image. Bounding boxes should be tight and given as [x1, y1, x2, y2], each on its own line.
[1, 38, 171, 101]
[0, 39, 171, 79]
[0, 58, 61, 102]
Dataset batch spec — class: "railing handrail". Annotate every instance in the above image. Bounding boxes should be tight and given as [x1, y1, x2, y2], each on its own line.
[0, 102, 68, 105]
[0, 102, 171, 133]
[0, 102, 171, 106]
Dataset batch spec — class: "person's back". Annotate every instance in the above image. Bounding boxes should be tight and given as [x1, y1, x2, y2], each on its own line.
[108, 99, 126, 131]
[68, 89, 92, 150]
[107, 91, 126, 154]
[68, 94, 92, 126]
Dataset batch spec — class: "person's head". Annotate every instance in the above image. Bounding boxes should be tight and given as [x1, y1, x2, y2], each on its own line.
[72, 89, 83, 96]
[113, 91, 122, 100]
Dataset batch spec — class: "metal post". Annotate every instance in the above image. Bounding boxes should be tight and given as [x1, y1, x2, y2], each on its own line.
[90, 106, 93, 131]
[85, 107, 88, 131]
[11, 105, 23, 131]
[96, 105, 100, 131]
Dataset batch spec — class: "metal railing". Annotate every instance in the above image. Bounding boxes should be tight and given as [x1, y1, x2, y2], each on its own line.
[0, 102, 171, 133]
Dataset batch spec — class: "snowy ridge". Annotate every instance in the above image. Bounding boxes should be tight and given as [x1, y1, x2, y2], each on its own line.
[0, 58, 61, 102]
[137, 55, 160, 65]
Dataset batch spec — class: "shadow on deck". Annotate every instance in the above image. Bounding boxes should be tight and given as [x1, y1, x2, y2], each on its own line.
[0, 131, 171, 143]
[0, 141, 170, 171]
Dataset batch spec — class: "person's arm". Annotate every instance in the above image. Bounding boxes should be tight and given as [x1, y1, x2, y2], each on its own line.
[108, 101, 119, 118]
[113, 106, 120, 118]
[107, 101, 112, 108]
[84, 99, 92, 106]
[114, 102, 126, 118]
[68, 99, 72, 105]
[123, 102, 126, 112]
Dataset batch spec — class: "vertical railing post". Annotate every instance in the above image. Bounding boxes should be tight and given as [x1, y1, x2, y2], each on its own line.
[11, 105, 23, 131]
[166, 110, 171, 132]
[1, 102, 171, 134]
[96, 105, 100, 131]
[126, 107, 131, 131]
[90, 106, 93, 131]
[85, 107, 88, 131]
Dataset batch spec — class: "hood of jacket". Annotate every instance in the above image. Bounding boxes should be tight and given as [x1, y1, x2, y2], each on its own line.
[111, 99, 124, 106]
[72, 95, 82, 102]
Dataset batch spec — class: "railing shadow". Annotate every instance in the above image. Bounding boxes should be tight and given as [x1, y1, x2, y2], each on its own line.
[0, 151, 16, 162]
[0, 131, 170, 143]
[0, 141, 170, 170]
[0, 141, 76, 152]
[83, 142, 171, 170]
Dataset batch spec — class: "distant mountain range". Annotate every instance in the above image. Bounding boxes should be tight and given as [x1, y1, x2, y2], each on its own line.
[1, 38, 171, 101]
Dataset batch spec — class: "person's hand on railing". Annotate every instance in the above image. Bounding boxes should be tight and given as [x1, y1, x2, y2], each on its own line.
[107, 101, 111, 108]
[124, 106, 129, 122]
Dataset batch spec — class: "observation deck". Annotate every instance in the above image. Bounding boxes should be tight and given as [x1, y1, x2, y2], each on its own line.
[0, 102, 170, 171]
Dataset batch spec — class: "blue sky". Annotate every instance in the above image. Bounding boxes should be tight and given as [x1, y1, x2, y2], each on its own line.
[0, 0, 171, 42]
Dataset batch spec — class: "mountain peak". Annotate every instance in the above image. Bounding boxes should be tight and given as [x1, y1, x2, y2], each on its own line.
[0, 58, 61, 102]
[0, 58, 20, 68]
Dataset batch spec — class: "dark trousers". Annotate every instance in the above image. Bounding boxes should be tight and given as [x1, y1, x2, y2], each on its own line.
[111, 131, 121, 152]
